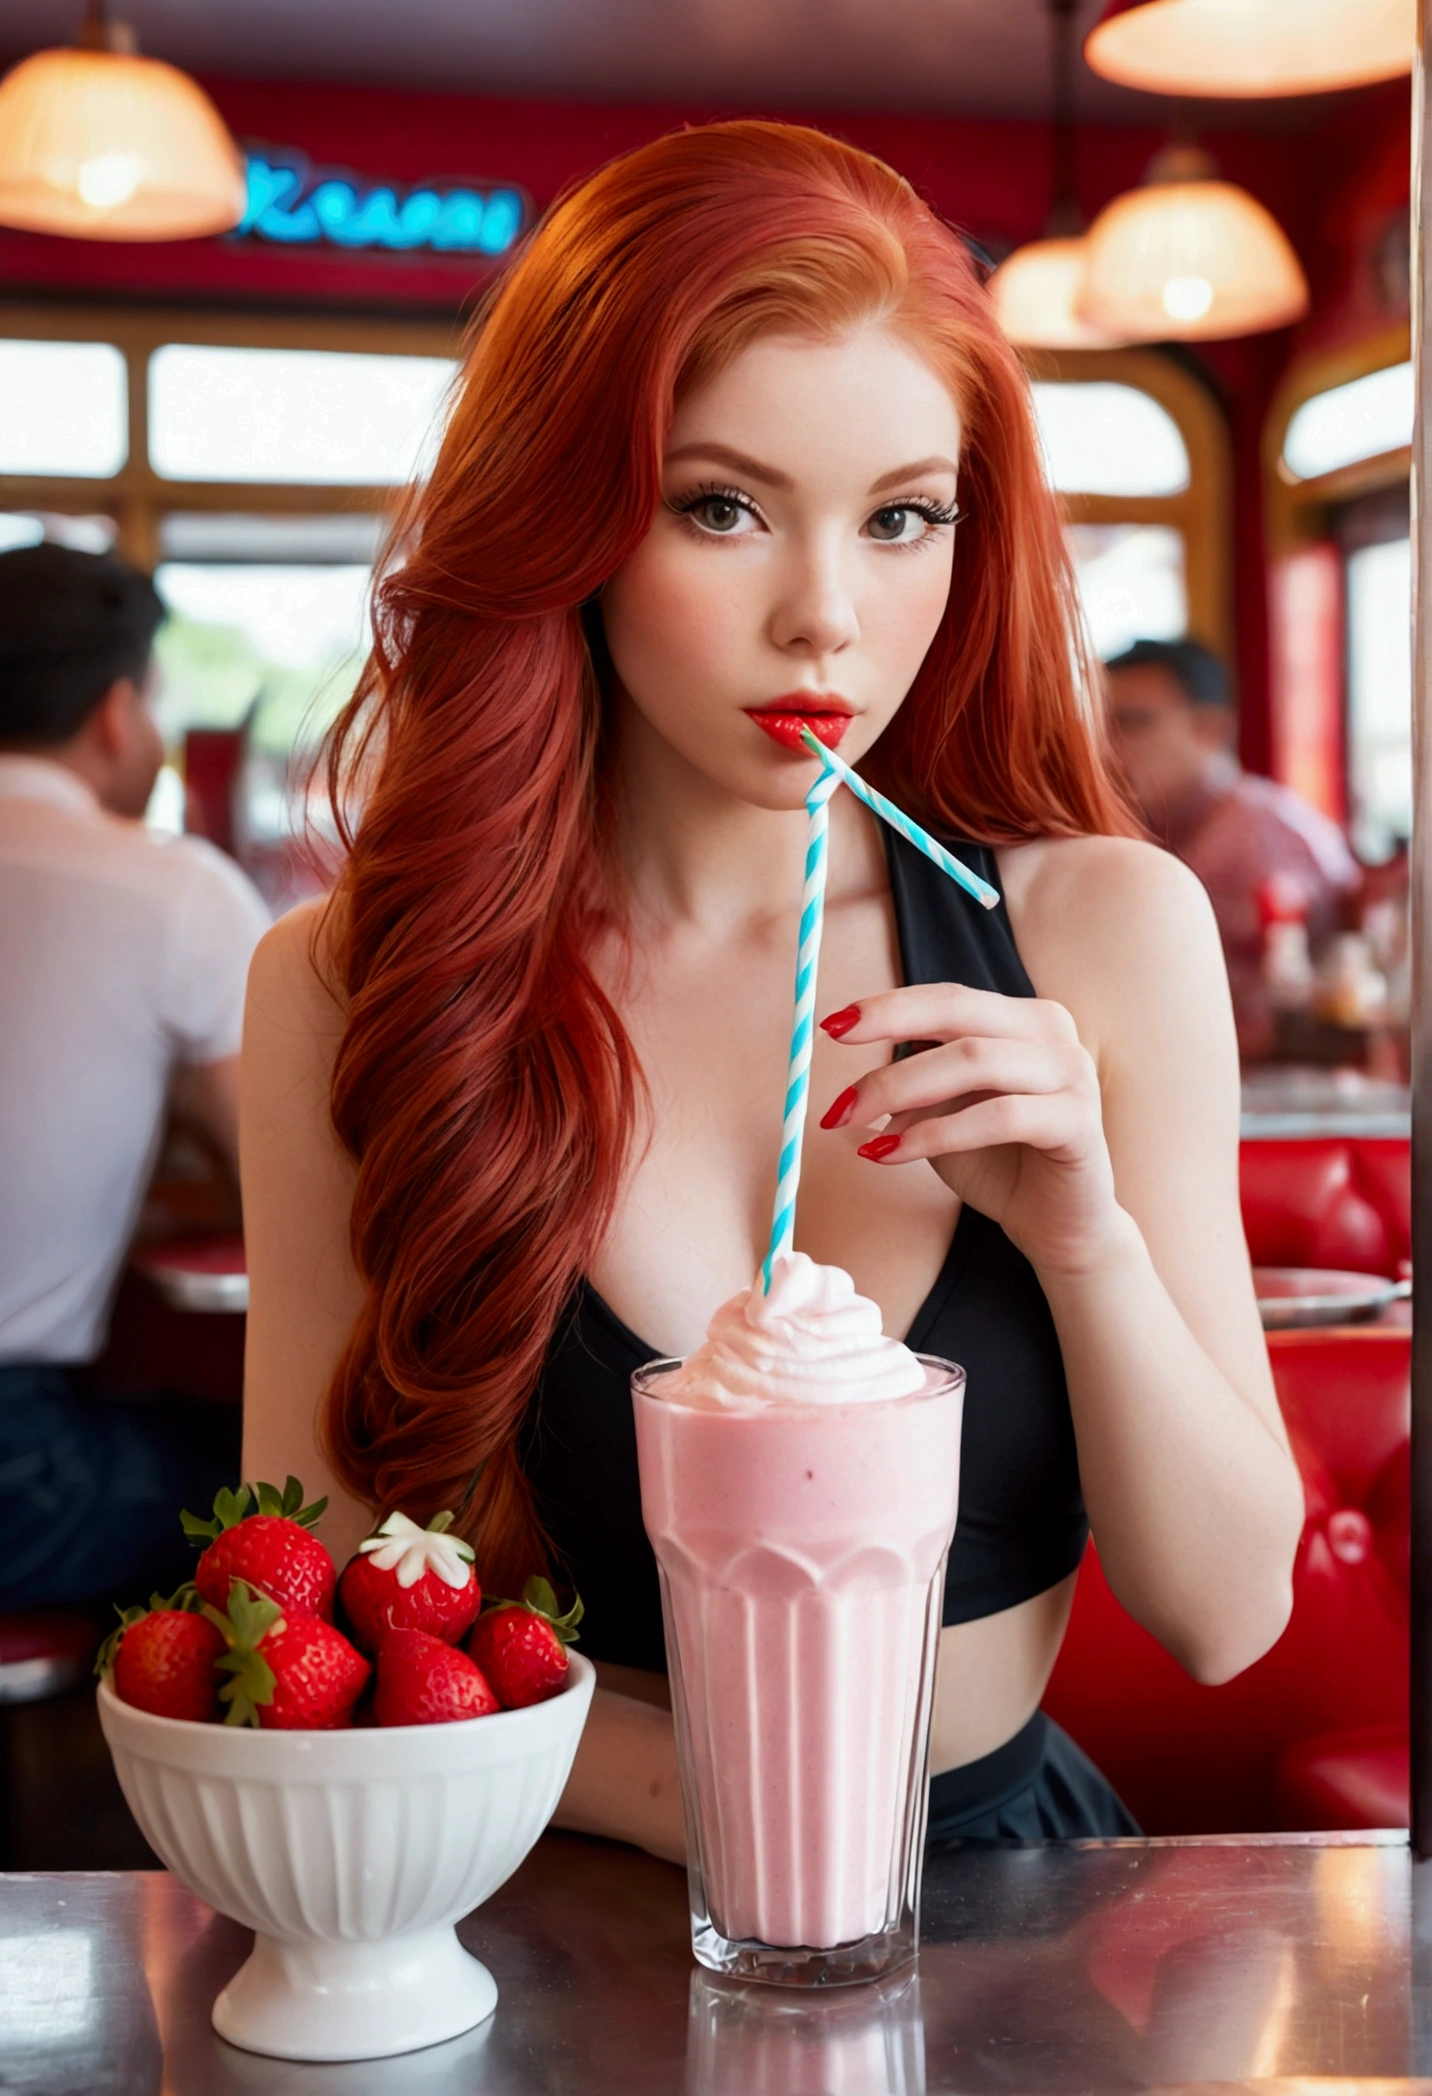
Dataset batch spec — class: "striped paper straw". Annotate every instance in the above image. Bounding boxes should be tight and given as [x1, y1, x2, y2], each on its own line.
[799, 726, 999, 911]
[762, 766, 841, 1293]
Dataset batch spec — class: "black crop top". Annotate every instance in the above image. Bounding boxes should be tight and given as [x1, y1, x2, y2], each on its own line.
[519, 827, 1088, 1671]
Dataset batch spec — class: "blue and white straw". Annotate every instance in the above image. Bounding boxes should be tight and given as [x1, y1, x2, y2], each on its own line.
[798, 726, 999, 912]
[762, 765, 840, 1294]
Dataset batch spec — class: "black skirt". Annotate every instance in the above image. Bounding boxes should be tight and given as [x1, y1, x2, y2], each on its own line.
[927, 1711, 1140, 1847]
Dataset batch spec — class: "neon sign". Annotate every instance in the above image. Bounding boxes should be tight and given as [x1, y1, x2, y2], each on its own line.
[238, 150, 528, 258]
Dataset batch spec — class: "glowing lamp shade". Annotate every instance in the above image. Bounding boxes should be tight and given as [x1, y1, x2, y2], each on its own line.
[0, 46, 246, 241]
[989, 237, 1122, 350]
[1085, 0, 1413, 98]
[1079, 179, 1308, 342]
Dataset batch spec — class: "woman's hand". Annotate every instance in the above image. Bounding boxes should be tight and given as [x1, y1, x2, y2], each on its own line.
[817, 984, 1123, 1280]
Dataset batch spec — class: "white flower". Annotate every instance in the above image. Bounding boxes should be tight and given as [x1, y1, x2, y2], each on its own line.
[357, 1511, 475, 1591]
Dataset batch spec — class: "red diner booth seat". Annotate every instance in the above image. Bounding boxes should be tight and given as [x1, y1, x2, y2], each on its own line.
[1239, 1138, 1411, 1277]
[1042, 1325, 1410, 1834]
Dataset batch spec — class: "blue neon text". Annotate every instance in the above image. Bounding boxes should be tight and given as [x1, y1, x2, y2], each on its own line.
[239, 153, 526, 258]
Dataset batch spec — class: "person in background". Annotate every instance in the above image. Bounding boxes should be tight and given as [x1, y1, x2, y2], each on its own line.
[1105, 638, 1359, 1054]
[0, 543, 269, 1611]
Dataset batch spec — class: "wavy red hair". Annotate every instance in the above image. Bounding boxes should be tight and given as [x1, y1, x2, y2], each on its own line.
[322, 119, 1137, 1592]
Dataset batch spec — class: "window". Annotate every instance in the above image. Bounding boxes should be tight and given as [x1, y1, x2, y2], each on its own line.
[149, 345, 456, 485]
[1026, 351, 1227, 668]
[1283, 361, 1413, 482]
[1031, 382, 1190, 498]
[1065, 524, 1187, 660]
[0, 512, 116, 554]
[1267, 338, 1412, 833]
[1346, 536, 1412, 859]
[0, 340, 126, 477]
[0, 310, 459, 900]
[152, 516, 379, 887]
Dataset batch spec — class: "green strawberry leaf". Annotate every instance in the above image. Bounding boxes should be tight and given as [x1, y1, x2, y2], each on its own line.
[480, 1578, 584, 1644]
[151, 1582, 201, 1613]
[252, 1477, 328, 1530]
[209, 1577, 283, 1648]
[201, 1579, 283, 1729]
[522, 1575, 584, 1641]
[214, 1643, 278, 1728]
[428, 1511, 456, 1534]
[181, 1483, 252, 1544]
[94, 1602, 148, 1677]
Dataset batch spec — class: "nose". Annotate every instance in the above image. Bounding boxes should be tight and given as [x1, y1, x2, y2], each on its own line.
[768, 530, 859, 659]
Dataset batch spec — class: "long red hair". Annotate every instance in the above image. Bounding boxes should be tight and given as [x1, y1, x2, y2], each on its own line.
[322, 119, 1136, 1591]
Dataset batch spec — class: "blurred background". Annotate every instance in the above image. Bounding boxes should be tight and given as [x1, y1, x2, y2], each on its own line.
[0, 0, 1418, 1863]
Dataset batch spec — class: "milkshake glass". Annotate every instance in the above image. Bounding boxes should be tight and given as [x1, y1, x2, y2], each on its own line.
[633, 1253, 963, 1987]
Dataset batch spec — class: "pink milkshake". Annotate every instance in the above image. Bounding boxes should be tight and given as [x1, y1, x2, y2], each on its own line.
[633, 1253, 963, 1985]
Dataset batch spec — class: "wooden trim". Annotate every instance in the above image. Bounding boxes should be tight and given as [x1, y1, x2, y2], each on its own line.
[1021, 345, 1233, 660]
[1264, 322, 1412, 557]
[0, 301, 452, 569]
[0, 301, 462, 359]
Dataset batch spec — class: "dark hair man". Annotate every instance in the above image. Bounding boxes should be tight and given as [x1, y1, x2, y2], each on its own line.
[0, 543, 268, 1608]
[1106, 638, 1358, 1052]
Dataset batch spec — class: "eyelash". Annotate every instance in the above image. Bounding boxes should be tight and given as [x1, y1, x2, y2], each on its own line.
[666, 482, 962, 545]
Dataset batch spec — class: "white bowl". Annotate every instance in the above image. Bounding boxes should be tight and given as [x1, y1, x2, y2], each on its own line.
[97, 1652, 594, 2063]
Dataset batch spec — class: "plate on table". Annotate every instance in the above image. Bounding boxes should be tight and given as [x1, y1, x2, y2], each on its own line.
[133, 1235, 249, 1314]
[1253, 1267, 1409, 1331]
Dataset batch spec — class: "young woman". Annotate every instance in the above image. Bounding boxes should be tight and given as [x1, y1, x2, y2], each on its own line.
[242, 121, 1303, 1856]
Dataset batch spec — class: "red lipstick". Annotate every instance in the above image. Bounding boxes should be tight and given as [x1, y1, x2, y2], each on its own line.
[746, 697, 854, 753]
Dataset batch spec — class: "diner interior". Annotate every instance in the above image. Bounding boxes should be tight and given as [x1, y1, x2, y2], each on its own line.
[0, 0, 1428, 2089]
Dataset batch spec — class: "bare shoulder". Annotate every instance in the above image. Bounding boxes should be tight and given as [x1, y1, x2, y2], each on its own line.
[1000, 831, 1214, 944]
[247, 895, 347, 1042]
[996, 832, 1231, 1072]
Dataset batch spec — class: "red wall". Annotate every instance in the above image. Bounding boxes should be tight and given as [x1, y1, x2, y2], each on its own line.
[0, 71, 1411, 777]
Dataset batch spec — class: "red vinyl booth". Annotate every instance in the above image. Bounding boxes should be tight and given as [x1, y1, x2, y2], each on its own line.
[1239, 1137, 1411, 1277]
[1043, 1322, 1410, 1835]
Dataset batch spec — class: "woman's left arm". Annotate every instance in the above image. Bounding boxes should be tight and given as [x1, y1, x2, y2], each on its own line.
[821, 836, 1303, 1685]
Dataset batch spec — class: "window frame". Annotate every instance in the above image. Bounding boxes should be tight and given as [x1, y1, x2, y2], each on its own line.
[1020, 344, 1233, 662]
[0, 308, 1233, 664]
[1264, 322, 1411, 558]
[0, 301, 462, 570]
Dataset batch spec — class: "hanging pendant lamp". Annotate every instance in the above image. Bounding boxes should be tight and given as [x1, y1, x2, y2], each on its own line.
[993, 235, 1121, 350]
[1085, 0, 1413, 99]
[0, 0, 246, 241]
[990, 0, 1121, 350]
[1077, 144, 1308, 342]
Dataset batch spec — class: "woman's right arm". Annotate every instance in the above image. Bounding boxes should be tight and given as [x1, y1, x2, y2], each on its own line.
[240, 901, 373, 1567]
[241, 903, 686, 1865]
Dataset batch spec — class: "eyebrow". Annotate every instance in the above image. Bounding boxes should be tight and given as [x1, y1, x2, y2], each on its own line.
[664, 442, 959, 496]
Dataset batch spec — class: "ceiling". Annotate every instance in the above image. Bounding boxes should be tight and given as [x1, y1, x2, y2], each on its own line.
[0, 0, 1236, 124]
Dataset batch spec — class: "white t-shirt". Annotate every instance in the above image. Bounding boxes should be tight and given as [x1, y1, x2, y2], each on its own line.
[0, 756, 271, 1364]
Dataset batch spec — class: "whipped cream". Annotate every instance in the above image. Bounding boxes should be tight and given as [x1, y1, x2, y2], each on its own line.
[662, 1251, 925, 1409]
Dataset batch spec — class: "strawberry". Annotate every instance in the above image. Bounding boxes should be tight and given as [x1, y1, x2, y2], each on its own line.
[373, 1629, 500, 1726]
[466, 1577, 583, 1710]
[183, 1477, 335, 1622]
[99, 1589, 226, 1723]
[206, 1580, 370, 1730]
[338, 1510, 480, 1655]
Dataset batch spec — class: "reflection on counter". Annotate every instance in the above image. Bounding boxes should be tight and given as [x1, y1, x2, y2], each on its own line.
[0, 1835, 1425, 2094]
[686, 1968, 925, 2096]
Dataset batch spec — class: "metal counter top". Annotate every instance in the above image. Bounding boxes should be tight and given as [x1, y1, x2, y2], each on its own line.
[2, 1831, 1430, 2093]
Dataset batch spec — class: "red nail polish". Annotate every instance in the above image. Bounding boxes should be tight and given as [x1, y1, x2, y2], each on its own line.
[821, 1004, 861, 1039]
[819, 1085, 859, 1131]
[858, 1133, 902, 1162]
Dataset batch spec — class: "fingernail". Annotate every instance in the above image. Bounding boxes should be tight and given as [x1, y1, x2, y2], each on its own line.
[821, 1004, 861, 1039]
[858, 1133, 902, 1162]
[819, 1085, 860, 1131]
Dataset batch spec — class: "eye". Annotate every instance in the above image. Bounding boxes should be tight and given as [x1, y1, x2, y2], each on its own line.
[667, 484, 763, 538]
[692, 496, 750, 534]
[865, 500, 960, 545]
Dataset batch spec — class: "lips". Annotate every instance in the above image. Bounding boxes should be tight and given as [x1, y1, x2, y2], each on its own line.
[746, 699, 854, 753]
